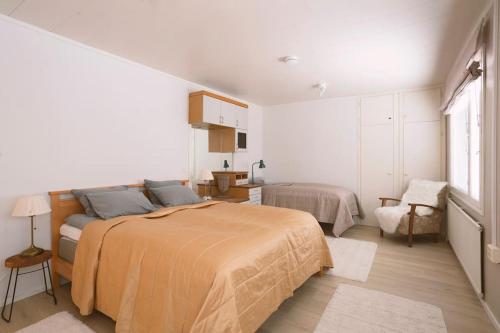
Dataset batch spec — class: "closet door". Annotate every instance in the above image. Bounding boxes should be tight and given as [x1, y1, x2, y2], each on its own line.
[401, 89, 442, 190]
[360, 94, 396, 226]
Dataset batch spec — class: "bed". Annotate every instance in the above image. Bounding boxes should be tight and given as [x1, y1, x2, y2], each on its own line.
[49, 182, 332, 333]
[262, 183, 360, 237]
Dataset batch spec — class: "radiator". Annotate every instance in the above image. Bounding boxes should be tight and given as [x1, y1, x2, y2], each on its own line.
[447, 199, 483, 296]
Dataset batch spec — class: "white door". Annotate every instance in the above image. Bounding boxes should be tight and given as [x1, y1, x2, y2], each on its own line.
[360, 94, 395, 226]
[220, 102, 237, 127]
[401, 88, 442, 189]
[202, 96, 221, 125]
[403, 121, 442, 189]
[236, 106, 248, 129]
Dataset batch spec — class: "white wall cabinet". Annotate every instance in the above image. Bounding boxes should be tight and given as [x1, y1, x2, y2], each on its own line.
[202, 95, 222, 125]
[189, 91, 248, 129]
[359, 88, 443, 226]
[203, 95, 237, 127]
[235, 105, 248, 129]
[220, 101, 237, 127]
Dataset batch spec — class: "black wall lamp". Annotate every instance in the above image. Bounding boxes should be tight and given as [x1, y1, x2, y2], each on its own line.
[251, 160, 266, 184]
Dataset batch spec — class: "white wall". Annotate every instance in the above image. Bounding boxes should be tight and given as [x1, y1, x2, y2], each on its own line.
[0, 15, 262, 303]
[263, 88, 443, 226]
[263, 97, 359, 192]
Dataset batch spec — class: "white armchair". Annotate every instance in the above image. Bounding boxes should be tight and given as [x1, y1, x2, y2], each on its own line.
[375, 179, 447, 247]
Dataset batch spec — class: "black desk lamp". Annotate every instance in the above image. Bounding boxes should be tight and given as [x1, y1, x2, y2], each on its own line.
[223, 160, 229, 171]
[251, 160, 266, 184]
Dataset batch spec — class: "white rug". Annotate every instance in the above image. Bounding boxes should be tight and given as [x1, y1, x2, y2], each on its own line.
[15, 311, 95, 333]
[315, 284, 447, 333]
[326, 236, 377, 282]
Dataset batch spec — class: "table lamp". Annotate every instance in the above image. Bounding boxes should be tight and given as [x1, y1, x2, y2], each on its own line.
[199, 169, 214, 200]
[12, 195, 51, 257]
[251, 160, 266, 184]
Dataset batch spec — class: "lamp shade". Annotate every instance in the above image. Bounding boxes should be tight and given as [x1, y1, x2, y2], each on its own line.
[258, 160, 266, 168]
[199, 169, 214, 181]
[12, 195, 51, 217]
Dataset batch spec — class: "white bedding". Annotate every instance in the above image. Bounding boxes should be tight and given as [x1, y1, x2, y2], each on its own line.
[60, 224, 81, 241]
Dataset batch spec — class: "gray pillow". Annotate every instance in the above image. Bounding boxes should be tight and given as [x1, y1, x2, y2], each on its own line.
[144, 179, 182, 204]
[86, 191, 157, 220]
[72, 186, 128, 217]
[64, 214, 101, 229]
[150, 185, 202, 207]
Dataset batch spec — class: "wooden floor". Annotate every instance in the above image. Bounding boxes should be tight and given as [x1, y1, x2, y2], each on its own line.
[0, 225, 495, 333]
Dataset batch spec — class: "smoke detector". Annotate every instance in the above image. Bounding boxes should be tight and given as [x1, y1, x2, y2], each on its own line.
[282, 56, 299, 66]
[314, 82, 327, 96]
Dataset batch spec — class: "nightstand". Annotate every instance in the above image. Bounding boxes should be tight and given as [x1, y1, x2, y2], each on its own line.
[1, 250, 57, 323]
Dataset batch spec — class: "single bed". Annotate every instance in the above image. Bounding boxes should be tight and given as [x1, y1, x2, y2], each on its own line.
[49, 183, 332, 333]
[262, 183, 360, 236]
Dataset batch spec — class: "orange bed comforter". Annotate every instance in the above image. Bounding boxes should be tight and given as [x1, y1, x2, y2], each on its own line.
[72, 201, 333, 333]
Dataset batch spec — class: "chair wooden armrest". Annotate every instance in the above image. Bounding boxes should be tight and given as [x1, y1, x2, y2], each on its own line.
[378, 197, 401, 207]
[407, 203, 444, 213]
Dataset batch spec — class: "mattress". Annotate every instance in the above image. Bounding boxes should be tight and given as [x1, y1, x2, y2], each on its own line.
[59, 222, 82, 263]
[59, 236, 78, 263]
[60, 223, 82, 241]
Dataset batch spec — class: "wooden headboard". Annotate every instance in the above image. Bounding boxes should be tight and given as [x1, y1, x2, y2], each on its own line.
[48, 181, 189, 264]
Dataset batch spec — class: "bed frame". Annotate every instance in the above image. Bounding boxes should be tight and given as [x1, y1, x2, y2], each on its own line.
[48, 181, 189, 288]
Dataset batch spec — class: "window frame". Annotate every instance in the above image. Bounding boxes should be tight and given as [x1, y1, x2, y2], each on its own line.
[447, 52, 485, 215]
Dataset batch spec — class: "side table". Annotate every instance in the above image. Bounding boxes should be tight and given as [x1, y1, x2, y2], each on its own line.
[1, 250, 57, 323]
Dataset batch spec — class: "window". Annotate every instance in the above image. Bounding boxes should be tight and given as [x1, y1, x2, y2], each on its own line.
[448, 69, 483, 208]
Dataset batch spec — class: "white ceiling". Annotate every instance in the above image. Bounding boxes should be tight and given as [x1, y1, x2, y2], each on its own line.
[1, 0, 490, 105]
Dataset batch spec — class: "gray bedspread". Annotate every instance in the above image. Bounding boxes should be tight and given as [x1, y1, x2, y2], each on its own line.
[262, 183, 359, 236]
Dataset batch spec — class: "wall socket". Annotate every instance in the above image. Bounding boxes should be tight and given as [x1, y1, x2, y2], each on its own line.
[487, 244, 500, 264]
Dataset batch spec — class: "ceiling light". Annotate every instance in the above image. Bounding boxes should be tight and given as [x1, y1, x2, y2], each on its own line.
[282, 56, 299, 66]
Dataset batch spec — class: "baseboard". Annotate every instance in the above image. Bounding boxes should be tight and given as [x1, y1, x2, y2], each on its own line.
[1, 284, 46, 306]
[1, 269, 51, 306]
[358, 220, 379, 227]
[481, 298, 500, 332]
